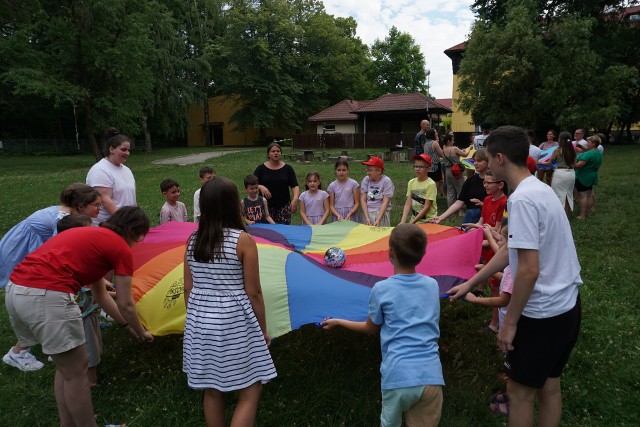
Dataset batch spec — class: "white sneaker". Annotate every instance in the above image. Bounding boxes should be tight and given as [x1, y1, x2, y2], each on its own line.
[2, 348, 44, 371]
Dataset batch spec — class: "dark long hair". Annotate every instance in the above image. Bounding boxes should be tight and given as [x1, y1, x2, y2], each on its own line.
[557, 131, 576, 167]
[101, 207, 149, 244]
[60, 183, 100, 210]
[105, 127, 131, 150]
[191, 177, 246, 262]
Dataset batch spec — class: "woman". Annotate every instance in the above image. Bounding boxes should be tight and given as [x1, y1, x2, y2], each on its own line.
[430, 149, 489, 225]
[574, 135, 603, 219]
[537, 130, 558, 184]
[1, 183, 102, 372]
[422, 128, 446, 198]
[253, 142, 300, 224]
[539, 131, 576, 216]
[5, 207, 153, 427]
[442, 132, 472, 209]
[86, 127, 136, 225]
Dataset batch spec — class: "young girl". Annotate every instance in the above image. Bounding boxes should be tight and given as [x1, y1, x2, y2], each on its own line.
[183, 177, 276, 426]
[327, 160, 360, 222]
[299, 171, 330, 225]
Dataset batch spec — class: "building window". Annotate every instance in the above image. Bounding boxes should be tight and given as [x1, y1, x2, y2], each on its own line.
[323, 124, 336, 133]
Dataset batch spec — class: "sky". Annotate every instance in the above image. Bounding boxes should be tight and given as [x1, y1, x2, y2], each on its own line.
[321, 0, 477, 100]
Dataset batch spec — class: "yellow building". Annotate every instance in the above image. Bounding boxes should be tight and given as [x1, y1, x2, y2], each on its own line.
[444, 42, 476, 135]
[187, 95, 292, 147]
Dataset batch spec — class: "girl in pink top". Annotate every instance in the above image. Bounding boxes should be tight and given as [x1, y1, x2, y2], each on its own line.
[299, 172, 330, 225]
[327, 160, 360, 222]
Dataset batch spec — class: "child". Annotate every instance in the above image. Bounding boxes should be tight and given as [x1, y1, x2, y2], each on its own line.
[299, 171, 330, 225]
[322, 223, 444, 427]
[327, 159, 360, 222]
[193, 165, 216, 222]
[462, 170, 508, 328]
[242, 174, 275, 224]
[183, 177, 276, 425]
[399, 153, 438, 224]
[449, 126, 582, 427]
[360, 157, 394, 227]
[160, 178, 188, 224]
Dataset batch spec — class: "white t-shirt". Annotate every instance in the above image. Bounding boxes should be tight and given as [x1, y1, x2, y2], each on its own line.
[474, 133, 489, 150]
[193, 188, 201, 222]
[528, 145, 542, 161]
[507, 176, 582, 318]
[86, 158, 136, 225]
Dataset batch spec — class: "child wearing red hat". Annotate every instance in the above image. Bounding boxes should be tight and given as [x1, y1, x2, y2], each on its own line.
[360, 156, 395, 227]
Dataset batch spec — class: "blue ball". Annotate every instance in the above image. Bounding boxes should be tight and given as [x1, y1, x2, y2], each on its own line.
[324, 247, 346, 268]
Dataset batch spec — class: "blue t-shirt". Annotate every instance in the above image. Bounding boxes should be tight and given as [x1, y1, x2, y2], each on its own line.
[368, 274, 444, 390]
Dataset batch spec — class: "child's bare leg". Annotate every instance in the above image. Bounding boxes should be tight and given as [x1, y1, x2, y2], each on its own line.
[203, 389, 225, 427]
[536, 377, 562, 427]
[489, 283, 499, 330]
[231, 382, 263, 427]
[51, 346, 97, 427]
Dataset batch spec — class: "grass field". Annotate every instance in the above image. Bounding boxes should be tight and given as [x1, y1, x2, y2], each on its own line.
[0, 145, 639, 426]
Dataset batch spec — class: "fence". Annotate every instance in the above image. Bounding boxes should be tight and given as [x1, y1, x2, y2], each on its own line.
[292, 132, 416, 150]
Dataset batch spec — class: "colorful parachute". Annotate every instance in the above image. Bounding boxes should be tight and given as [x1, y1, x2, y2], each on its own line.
[538, 146, 559, 170]
[131, 221, 483, 338]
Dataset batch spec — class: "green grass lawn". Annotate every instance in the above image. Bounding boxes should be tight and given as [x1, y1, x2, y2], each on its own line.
[0, 145, 639, 426]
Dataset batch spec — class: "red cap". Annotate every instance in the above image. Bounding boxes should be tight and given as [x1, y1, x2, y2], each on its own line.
[362, 156, 384, 170]
[412, 153, 433, 166]
[526, 155, 537, 174]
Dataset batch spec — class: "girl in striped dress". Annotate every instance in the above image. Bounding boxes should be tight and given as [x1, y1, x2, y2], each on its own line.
[183, 176, 276, 425]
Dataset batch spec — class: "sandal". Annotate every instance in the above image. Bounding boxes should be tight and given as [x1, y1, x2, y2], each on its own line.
[481, 325, 498, 334]
[490, 390, 508, 404]
[489, 400, 509, 417]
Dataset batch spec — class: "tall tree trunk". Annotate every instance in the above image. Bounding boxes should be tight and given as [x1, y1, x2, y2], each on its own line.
[626, 122, 633, 144]
[84, 102, 101, 161]
[142, 108, 152, 154]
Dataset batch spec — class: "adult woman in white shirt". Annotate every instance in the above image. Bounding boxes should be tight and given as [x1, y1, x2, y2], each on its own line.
[86, 128, 136, 225]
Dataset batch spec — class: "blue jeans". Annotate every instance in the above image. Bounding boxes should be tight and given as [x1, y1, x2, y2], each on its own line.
[462, 207, 481, 225]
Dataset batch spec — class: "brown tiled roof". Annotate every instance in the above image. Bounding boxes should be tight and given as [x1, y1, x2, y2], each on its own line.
[444, 42, 465, 53]
[354, 93, 451, 113]
[436, 98, 452, 109]
[308, 99, 374, 122]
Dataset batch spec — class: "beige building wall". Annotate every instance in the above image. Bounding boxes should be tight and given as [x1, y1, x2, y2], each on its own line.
[187, 95, 291, 147]
[314, 122, 358, 134]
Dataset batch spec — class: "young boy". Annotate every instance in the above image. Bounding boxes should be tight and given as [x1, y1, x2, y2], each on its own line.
[193, 165, 216, 222]
[159, 178, 188, 224]
[360, 156, 394, 227]
[449, 126, 582, 426]
[241, 174, 275, 225]
[323, 223, 444, 427]
[399, 153, 437, 224]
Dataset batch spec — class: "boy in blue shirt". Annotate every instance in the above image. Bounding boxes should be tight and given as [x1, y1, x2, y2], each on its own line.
[322, 223, 444, 427]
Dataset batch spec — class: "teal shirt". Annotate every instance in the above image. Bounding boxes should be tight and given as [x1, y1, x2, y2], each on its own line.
[575, 149, 602, 187]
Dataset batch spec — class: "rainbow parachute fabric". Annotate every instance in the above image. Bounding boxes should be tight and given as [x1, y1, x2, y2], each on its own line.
[131, 221, 483, 338]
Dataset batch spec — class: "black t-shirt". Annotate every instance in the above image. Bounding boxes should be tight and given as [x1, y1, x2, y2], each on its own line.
[253, 163, 299, 210]
[458, 173, 488, 209]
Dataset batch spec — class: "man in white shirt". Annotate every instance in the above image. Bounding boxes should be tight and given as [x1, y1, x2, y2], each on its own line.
[449, 126, 582, 427]
[473, 122, 491, 150]
[573, 129, 588, 153]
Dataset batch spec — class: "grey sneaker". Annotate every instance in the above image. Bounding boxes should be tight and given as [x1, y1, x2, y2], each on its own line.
[3, 348, 44, 371]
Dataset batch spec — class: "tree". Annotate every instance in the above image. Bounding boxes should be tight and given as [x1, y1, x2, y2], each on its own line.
[458, 0, 637, 134]
[367, 26, 429, 97]
[212, 0, 371, 139]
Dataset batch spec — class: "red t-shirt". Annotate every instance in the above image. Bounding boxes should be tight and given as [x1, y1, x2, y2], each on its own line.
[481, 194, 507, 227]
[480, 194, 507, 264]
[10, 227, 133, 294]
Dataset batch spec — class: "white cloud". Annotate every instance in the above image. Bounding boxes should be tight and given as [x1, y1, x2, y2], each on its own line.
[322, 0, 476, 99]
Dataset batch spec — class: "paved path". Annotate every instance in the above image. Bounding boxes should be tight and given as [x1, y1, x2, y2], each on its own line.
[152, 149, 253, 165]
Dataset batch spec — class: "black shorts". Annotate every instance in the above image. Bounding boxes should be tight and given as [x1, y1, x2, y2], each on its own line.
[575, 178, 593, 192]
[428, 163, 443, 182]
[504, 294, 581, 389]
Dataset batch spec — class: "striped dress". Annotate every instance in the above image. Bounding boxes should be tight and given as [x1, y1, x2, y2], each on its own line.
[183, 228, 277, 391]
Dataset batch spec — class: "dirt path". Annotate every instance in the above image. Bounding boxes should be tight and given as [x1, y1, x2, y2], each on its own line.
[152, 149, 253, 165]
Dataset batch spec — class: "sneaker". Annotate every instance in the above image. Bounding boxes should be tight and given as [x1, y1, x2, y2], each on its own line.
[2, 348, 44, 371]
